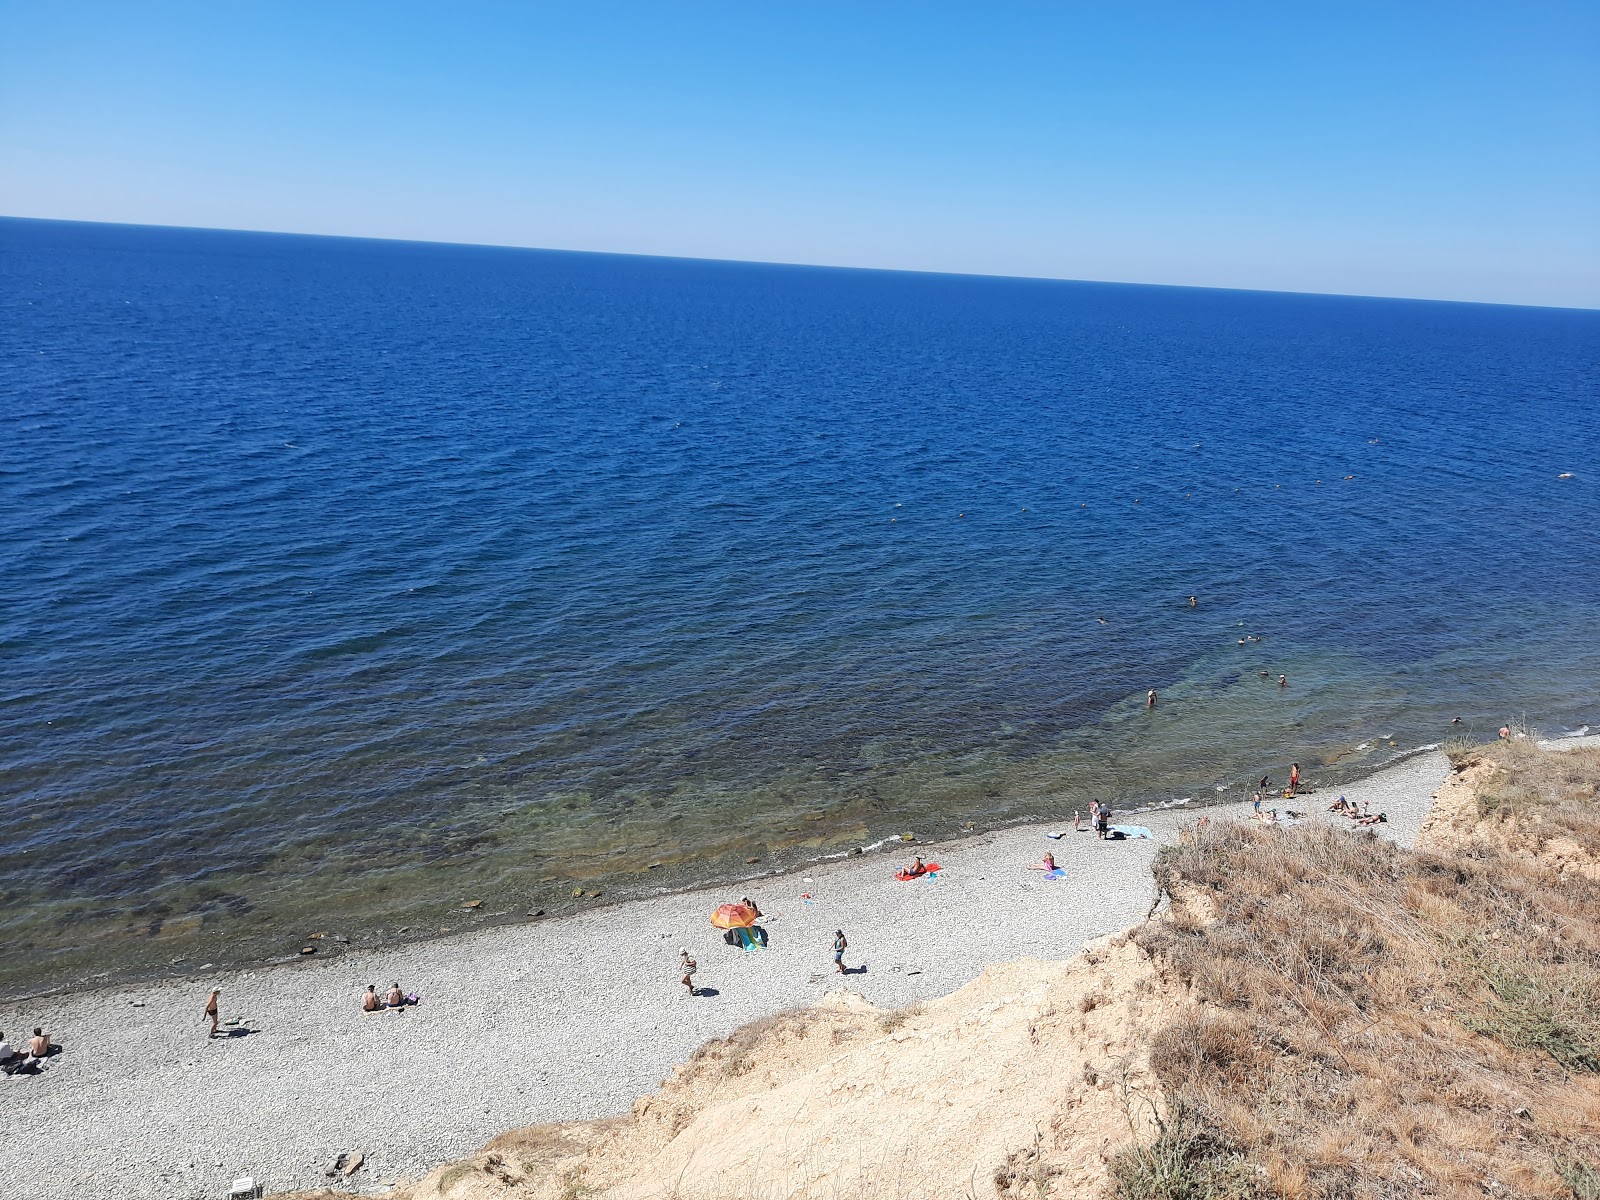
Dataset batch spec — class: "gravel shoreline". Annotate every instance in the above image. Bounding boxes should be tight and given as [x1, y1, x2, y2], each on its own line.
[2, 751, 1447, 1199]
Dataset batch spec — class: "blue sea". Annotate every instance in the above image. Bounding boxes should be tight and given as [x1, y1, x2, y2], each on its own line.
[3, 217, 1597, 996]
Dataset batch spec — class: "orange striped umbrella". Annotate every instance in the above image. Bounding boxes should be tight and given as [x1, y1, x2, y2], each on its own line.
[710, 902, 758, 929]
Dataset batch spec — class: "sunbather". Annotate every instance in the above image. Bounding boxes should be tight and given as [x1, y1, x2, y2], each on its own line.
[362, 985, 382, 1013]
[1028, 852, 1058, 872]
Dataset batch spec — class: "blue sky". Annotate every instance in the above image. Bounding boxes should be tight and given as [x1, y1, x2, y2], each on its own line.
[3, 2, 1596, 306]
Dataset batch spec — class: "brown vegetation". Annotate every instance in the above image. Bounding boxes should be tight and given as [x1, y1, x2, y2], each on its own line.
[1127, 743, 1600, 1199]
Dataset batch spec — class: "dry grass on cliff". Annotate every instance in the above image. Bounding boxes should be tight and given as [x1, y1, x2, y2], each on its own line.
[1124, 747, 1600, 1200]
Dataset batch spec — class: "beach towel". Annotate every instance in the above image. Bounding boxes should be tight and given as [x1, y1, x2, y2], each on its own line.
[1109, 825, 1152, 840]
[894, 862, 941, 881]
[735, 926, 768, 951]
[1042, 868, 1066, 881]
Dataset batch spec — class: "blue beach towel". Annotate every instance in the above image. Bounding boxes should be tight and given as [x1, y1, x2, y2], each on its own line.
[1110, 825, 1153, 840]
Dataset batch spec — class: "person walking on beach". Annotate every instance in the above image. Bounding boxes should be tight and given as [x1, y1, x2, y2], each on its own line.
[832, 930, 849, 974]
[679, 949, 698, 997]
[204, 988, 221, 1039]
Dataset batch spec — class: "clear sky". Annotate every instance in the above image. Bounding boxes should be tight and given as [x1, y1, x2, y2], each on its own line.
[3, 2, 1597, 307]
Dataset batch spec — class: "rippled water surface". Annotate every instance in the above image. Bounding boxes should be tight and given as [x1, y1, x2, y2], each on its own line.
[3, 217, 1597, 995]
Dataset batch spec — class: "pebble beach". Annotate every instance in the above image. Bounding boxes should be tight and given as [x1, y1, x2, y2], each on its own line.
[2, 752, 1448, 1199]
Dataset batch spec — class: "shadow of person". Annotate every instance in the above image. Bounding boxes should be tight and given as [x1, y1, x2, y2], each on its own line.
[223, 1026, 258, 1038]
[692, 986, 720, 998]
[845, 964, 869, 975]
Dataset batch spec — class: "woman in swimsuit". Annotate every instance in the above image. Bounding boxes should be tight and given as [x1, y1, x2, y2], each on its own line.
[679, 949, 698, 996]
[362, 985, 382, 1013]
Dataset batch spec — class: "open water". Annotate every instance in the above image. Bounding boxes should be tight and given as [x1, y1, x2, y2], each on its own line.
[3, 216, 1598, 996]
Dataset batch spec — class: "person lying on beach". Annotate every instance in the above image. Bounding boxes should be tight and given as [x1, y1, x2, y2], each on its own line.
[1356, 812, 1388, 826]
[904, 856, 927, 877]
[679, 949, 698, 996]
[1329, 797, 1349, 813]
[1027, 852, 1058, 872]
[739, 896, 763, 919]
[4, 1052, 42, 1076]
[362, 986, 382, 1013]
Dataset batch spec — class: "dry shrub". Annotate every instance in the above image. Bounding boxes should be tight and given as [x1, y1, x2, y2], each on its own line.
[1126, 745, 1600, 1200]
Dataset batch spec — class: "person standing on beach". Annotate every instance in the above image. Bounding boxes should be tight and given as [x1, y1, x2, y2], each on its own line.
[1288, 763, 1301, 796]
[1095, 802, 1111, 839]
[204, 988, 221, 1039]
[832, 930, 848, 973]
[679, 949, 698, 997]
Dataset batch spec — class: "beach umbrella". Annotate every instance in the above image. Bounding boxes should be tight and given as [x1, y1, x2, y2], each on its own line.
[710, 902, 757, 929]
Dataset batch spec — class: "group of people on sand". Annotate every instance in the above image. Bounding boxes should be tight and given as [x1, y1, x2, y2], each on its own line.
[361, 983, 420, 1013]
[677, 910, 852, 998]
[0, 1027, 53, 1076]
[1329, 796, 1387, 826]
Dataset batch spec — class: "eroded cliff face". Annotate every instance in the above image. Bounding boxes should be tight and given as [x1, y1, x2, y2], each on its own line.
[1422, 750, 1600, 882]
[284, 933, 1190, 1200]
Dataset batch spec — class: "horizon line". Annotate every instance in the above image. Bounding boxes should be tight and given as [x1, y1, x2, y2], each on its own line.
[5, 212, 1596, 315]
